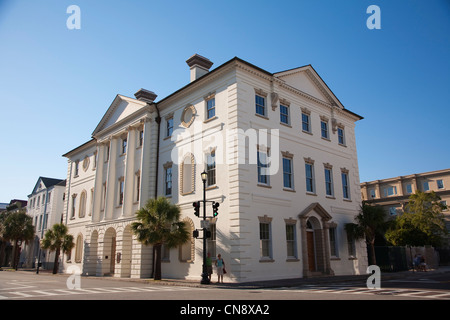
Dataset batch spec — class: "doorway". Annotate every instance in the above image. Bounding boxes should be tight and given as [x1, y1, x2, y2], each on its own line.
[306, 220, 316, 272]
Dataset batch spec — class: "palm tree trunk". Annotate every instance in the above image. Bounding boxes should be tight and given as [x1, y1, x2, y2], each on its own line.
[370, 240, 377, 266]
[53, 248, 60, 274]
[154, 244, 162, 280]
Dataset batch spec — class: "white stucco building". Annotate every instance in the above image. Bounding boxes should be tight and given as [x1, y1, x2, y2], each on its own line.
[25, 177, 66, 269]
[61, 54, 368, 282]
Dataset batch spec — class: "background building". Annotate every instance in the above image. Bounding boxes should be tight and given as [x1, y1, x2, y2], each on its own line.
[361, 168, 450, 246]
[25, 177, 66, 269]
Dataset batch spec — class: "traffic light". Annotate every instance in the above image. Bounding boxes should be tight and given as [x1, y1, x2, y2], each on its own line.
[193, 230, 199, 238]
[193, 201, 200, 217]
[212, 201, 220, 217]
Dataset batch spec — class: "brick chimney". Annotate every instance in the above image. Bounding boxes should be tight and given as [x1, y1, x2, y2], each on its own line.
[186, 54, 213, 82]
[134, 88, 157, 103]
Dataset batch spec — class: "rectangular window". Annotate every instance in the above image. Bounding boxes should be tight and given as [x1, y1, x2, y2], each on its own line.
[102, 183, 106, 210]
[136, 174, 140, 202]
[369, 189, 376, 198]
[122, 138, 127, 154]
[302, 113, 310, 133]
[329, 227, 338, 257]
[325, 168, 334, 196]
[206, 151, 216, 186]
[105, 144, 110, 162]
[206, 98, 215, 119]
[139, 130, 144, 147]
[342, 172, 350, 199]
[166, 118, 173, 137]
[321, 120, 329, 139]
[74, 161, 79, 176]
[437, 179, 444, 189]
[119, 180, 124, 205]
[338, 127, 345, 145]
[347, 233, 356, 257]
[165, 167, 172, 196]
[280, 104, 289, 125]
[257, 151, 269, 185]
[423, 181, 430, 191]
[260, 222, 271, 258]
[283, 157, 293, 189]
[305, 163, 315, 193]
[384, 186, 397, 197]
[286, 224, 296, 258]
[255, 95, 266, 116]
[406, 184, 413, 194]
[71, 195, 76, 218]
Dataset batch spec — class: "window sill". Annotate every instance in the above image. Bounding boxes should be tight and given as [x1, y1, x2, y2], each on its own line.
[302, 130, 313, 135]
[259, 258, 274, 263]
[255, 113, 269, 120]
[343, 198, 352, 202]
[206, 185, 218, 191]
[286, 258, 299, 262]
[326, 195, 336, 199]
[280, 122, 292, 128]
[283, 188, 296, 193]
[306, 191, 317, 196]
[204, 115, 217, 123]
[257, 183, 272, 189]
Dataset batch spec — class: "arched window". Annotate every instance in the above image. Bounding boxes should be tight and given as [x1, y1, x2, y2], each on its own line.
[79, 190, 87, 218]
[180, 153, 195, 195]
[75, 234, 83, 263]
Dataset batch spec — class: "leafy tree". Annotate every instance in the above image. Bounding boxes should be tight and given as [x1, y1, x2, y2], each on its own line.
[131, 197, 190, 280]
[345, 203, 389, 265]
[385, 191, 447, 247]
[2, 210, 34, 268]
[41, 223, 75, 274]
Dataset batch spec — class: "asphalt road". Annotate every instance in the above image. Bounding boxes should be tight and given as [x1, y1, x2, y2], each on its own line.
[1, 270, 449, 302]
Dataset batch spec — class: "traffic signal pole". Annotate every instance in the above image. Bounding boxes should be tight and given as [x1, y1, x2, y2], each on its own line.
[200, 176, 210, 284]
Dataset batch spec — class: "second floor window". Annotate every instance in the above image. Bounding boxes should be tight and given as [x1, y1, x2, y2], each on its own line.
[165, 167, 172, 196]
[342, 172, 350, 199]
[206, 151, 216, 186]
[305, 163, 315, 193]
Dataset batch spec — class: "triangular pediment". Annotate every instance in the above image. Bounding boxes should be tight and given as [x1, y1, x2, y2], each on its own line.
[30, 177, 64, 195]
[298, 202, 332, 221]
[92, 94, 148, 137]
[274, 65, 344, 109]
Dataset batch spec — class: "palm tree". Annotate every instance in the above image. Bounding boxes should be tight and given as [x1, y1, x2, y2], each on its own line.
[131, 197, 190, 280]
[345, 203, 388, 266]
[41, 223, 75, 274]
[2, 210, 34, 269]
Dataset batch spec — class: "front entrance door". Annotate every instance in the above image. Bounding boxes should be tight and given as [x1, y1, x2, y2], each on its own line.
[306, 231, 316, 271]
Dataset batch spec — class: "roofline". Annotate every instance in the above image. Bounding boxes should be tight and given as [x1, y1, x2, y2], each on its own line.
[155, 56, 362, 120]
[62, 138, 96, 158]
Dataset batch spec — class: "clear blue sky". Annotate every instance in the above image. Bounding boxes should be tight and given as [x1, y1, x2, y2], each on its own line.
[1, 0, 449, 202]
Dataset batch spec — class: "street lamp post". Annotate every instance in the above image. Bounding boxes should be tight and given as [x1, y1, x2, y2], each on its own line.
[200, 170, 210, 284]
